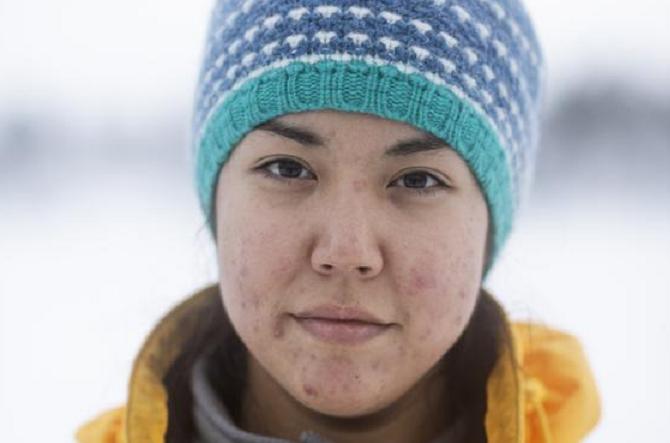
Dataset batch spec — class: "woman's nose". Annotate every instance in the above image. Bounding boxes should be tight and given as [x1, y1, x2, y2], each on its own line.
[310, 193, 384, 279]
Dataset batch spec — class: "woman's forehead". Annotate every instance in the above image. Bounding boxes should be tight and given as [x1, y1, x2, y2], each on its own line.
[249, 110, 463, 162]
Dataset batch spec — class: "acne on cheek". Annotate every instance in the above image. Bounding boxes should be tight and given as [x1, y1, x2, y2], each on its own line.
[409, 267, 438, 294]
[288, 352, 323, 399]
[299, 367, 326, 399]
[405, 264, 449, 314]
[296, 354, 321, 397]
[402, 258, 440, 300]
[303, 384, 319, 398]
[405, 255, 476, 334]
[272, 321, 285, 338]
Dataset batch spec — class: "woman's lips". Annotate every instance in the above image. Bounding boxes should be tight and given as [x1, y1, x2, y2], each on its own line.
[293, 317, 390, 345]
[291, 305, 392, 345]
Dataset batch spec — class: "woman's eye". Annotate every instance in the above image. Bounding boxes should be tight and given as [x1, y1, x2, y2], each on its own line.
[256, 159, 448, 196]
[391, 171, 449, 196]
[257, 159, 314, 182]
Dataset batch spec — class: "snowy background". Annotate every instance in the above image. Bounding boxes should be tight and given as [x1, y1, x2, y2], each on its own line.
[1, 0, 669, 442]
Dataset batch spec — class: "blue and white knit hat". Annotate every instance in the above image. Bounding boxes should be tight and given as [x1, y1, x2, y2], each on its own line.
[192, 0, 545, 278]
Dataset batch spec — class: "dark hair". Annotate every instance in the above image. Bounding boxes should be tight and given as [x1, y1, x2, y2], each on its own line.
[163, 220, 515, 442]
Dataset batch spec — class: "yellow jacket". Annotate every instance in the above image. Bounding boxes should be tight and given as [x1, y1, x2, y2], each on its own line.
[75, 284, 601, 443]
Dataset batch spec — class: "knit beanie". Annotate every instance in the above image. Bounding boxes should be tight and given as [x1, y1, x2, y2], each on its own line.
[192, 0, 545, 279]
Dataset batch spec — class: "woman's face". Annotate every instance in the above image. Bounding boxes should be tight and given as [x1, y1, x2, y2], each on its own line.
[215, 109, 488, 417]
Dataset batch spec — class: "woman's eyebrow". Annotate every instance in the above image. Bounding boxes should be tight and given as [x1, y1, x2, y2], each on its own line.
[255, 119, 450, 157]
[256, 119, 325, 146]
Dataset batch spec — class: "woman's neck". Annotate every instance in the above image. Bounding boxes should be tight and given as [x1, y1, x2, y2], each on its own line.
[239, 356, 456, 443]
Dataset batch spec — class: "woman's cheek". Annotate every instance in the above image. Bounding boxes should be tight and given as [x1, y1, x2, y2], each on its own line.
[402, 253, 478, 355]
[218, 228, 268, 332]
[232, 231, 301, 332]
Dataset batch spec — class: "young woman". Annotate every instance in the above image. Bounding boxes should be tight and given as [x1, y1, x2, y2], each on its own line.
[76, 0, 601, 442]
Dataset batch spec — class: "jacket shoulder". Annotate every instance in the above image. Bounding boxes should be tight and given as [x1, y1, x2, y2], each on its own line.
[75, 405, 127, 443]
[511, 322, 601, 443]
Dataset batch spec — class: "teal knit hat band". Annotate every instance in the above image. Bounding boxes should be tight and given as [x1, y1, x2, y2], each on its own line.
[196, 59, 513, 278]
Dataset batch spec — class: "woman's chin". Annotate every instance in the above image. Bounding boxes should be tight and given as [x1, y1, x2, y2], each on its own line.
[297, 393, 387, 418]
[288, 376, 397, 419]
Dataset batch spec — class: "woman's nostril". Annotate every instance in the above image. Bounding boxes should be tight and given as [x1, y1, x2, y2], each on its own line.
[318, 264, 372, 274]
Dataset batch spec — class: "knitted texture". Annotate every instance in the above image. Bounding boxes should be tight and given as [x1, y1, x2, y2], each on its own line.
[191, 0, 545, 277]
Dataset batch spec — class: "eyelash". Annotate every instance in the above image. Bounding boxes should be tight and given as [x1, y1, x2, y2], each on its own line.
[254, 158, 449, 197]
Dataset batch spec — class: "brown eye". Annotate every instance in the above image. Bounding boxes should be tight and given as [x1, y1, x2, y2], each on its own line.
[390, 171, 449, 196]
[256, 158, 315, 182]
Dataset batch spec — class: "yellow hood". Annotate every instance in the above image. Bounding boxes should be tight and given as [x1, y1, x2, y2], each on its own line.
[75, 284, 601, 443]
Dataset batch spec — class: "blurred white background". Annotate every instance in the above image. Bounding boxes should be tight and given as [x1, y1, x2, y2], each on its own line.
[1, 0, 669, 442]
